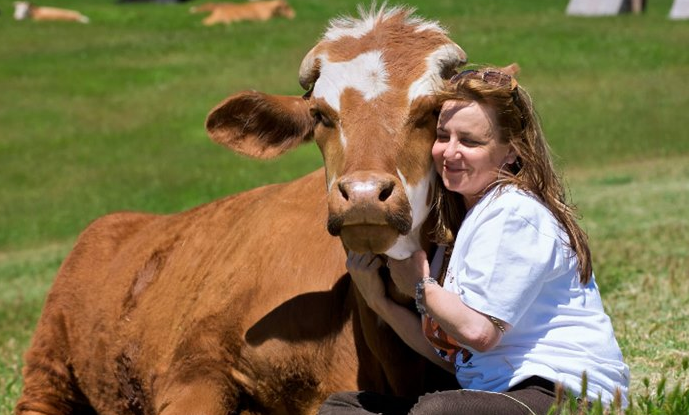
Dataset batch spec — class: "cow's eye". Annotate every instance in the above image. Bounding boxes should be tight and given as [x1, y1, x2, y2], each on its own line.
[413, 109, 440, 129]
[311, 109, 335, 128]
[413, 115, 431, 129]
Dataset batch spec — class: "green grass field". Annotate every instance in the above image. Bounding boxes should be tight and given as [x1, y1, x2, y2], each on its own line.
[1, 0, 688, 412]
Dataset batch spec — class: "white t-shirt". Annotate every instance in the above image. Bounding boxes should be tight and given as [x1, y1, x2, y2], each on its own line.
[434, 185, 630, 405]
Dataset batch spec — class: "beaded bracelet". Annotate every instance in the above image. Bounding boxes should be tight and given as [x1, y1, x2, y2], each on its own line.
[414, 278, 438, 315]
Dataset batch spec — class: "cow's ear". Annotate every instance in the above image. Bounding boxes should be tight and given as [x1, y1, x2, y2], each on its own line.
[206, 91, 313, 159]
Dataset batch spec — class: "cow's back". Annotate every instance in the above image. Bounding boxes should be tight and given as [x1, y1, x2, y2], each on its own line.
[203, 1, 277, 25]
[20, 169, 362, 414]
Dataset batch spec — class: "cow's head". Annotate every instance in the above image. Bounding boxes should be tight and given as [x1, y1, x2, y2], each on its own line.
[206, 6, 466, 260]
[273, 0, 296, 20]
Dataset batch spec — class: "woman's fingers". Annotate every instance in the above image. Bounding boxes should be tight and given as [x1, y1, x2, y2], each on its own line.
[368, 255, 383, 268]
[346, 252, 387, 309]
[347, 251, 383, 272]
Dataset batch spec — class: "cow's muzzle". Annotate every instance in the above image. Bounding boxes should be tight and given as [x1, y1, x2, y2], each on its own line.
[327, 171, 412, 254]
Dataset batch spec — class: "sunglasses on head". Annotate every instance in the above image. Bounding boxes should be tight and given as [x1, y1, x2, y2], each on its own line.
[450, 69, 519, 91]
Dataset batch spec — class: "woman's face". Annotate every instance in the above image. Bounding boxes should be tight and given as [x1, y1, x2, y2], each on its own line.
[432, 100, 515, 209]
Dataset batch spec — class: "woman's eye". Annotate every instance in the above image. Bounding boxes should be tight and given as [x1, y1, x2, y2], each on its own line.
[461, 139, 480, 147]
[435, 134, 450, 142]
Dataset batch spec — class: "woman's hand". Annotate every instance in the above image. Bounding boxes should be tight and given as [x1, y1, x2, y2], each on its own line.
[387, 250, 430, 297]
[346, 251, 386, 312]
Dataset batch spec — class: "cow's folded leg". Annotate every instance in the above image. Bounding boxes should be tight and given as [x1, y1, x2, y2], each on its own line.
[156, 374, 238, 415]
[14, 360, 88, 415]
[153, 313, 245, 414]
[15, 324, 95, 415]
[15, 377, 95, 414]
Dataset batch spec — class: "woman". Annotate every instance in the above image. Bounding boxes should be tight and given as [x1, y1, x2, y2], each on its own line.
[319, 67, 630, 414]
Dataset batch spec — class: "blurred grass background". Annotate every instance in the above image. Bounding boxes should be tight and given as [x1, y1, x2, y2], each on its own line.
[1, 0, 688, 412]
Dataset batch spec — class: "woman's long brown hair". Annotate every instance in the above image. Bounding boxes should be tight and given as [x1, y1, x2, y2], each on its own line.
[431, 67, 592, 284]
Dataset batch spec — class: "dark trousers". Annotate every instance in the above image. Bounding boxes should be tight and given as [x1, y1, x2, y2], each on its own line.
[318, 376, 557, 415]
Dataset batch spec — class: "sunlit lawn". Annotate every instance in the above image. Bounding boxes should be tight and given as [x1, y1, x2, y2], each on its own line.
[1, 0, 688, 412]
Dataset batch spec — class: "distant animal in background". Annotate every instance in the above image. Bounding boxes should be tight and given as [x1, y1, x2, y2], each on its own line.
[189, 1, 222, 13]
[191, 0, 295, 26]
[188, 1, 218, 13]
[13, 1, 90, 23]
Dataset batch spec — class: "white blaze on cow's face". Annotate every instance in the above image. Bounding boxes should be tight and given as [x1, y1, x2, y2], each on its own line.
[300, 6, 467, 259]
[312, 50, 390, 154]
[313, 50, 390, 114]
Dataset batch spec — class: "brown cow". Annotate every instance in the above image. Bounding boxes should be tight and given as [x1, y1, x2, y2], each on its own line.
[13, 1, 89, 23]
[15, 5, 466, 415]
[191, 0, 295, 26]
[189, 1, 221, 13]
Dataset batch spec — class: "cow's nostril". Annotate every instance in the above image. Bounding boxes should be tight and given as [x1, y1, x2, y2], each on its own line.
[338, 182, 350, 201]
[379, 183, 394, 202]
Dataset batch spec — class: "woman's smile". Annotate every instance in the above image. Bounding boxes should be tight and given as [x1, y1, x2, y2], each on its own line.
[444, 163, 468, 173]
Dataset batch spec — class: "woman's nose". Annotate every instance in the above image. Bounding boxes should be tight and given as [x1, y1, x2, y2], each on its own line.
[443, 140, 460, 158]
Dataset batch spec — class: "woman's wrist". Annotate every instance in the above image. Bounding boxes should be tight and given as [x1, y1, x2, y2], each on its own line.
[415, 277, 439, 316]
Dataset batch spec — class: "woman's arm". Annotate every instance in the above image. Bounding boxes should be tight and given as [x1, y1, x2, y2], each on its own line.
[423, 282, 506, 352]
[388, 251, 507, 353]
[346, 252, 455, 373]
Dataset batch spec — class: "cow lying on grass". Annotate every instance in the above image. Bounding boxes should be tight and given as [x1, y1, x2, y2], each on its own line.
[189, 1, 223, 13]
[13, 1, 89, 23]
[190, 0, 295, 26]
[15, 5, 466, 415]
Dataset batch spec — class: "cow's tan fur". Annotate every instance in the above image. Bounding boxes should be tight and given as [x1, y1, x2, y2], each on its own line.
[13, 1, 89, 23]
[191, 0, 295, 26]
[16, 6, 464, 415]
[189, 2, 220, 13]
